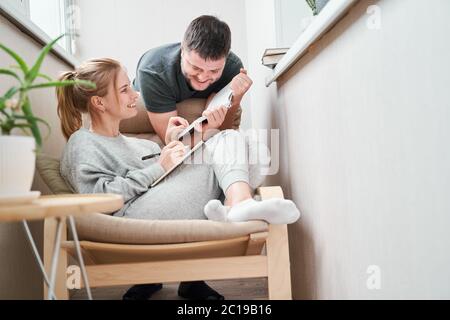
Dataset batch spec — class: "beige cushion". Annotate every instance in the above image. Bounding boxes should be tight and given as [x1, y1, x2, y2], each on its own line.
[120, 97, 209, 134]
[36, 153, 74, 195]
[36, 153, 268, 244]
[75, 214, 268, 245]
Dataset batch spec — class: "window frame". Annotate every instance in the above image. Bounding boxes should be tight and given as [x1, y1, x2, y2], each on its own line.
[0, 0, 79, 67]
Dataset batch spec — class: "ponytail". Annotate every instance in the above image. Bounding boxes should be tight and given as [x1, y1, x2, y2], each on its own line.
[57, 71, 84, 140]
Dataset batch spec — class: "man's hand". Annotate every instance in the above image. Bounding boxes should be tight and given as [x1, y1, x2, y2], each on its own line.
[230, 68, 253, 104]
[194, 106, 228, 141]
[216, 69, 252, 131]
[165, 116, 189, 145]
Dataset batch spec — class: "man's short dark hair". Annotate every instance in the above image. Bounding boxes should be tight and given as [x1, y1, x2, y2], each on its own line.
[183, 15, 231, 61]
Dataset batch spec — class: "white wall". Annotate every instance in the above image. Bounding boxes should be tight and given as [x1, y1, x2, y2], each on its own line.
[0, 14, 72, 299]
[244, 0, 286, 187]
[271, 0, 450, 299]
[76, 0, 252, 128]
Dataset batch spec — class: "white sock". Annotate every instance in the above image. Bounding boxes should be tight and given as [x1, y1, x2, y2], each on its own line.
[204, 198, 301, 224]
[229, 198, 300, 224]
[204, 199, 230, 222]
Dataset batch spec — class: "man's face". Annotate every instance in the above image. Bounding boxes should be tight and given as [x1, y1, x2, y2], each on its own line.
[181, 48, 226, 91]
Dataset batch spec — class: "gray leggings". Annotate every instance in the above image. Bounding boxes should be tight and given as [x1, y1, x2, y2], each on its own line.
[122, 130, 266, 220]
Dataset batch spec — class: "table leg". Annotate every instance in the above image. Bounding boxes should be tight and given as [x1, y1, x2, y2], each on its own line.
[22, 221, 57, 300]
[47, 217, 64, 300]
[67, 216, 93, 300]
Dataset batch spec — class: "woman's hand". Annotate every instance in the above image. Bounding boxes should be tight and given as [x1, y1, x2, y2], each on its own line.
[158, 141, 187, 172]
[165, 116, 189, 145]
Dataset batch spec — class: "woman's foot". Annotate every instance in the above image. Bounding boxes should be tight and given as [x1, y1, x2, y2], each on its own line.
[204, 198, 301, 224]
[204, 199, 229, 221]
[228, 198, 300, 224]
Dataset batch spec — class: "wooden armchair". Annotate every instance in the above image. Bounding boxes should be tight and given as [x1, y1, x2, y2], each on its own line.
[38, 98, 293, 300]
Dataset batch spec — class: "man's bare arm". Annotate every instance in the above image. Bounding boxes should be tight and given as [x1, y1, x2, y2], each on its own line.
[147, 110, 178, 144]
[220, 68, 252, 130]
[219, 103, 240, 130]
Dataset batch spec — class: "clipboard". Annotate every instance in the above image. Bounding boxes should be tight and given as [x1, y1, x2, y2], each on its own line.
[150, 140, 205, 187]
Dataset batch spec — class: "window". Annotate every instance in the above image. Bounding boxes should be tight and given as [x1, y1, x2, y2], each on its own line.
[2, 0, 29, 15]
[274, 0, 313, 48]
[0, 0, 79, 65]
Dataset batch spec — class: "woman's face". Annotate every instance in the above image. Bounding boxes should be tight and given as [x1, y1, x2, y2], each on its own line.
[103, 68, 139, 120]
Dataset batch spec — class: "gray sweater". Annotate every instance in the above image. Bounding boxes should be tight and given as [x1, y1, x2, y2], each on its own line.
[60, 128, 165, 216]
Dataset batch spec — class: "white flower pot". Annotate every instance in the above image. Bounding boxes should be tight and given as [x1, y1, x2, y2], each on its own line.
[0, 136, 36, 196]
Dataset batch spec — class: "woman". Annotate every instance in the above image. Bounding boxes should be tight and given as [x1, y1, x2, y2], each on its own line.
[57, 58, 300, 299]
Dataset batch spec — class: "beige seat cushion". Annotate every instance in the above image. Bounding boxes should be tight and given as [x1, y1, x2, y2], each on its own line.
[36, 153, 268, 244]
[74, 214, 268, 245]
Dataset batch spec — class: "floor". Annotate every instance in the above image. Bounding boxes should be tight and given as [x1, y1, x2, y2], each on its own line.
[71, 278, 268, 300]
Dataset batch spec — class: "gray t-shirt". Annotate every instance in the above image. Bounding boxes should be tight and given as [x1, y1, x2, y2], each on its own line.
[133, 43, 243, 113]
[60, 128, 165, 216]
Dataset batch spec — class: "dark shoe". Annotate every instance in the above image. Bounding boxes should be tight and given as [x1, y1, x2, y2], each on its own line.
[122, 283, 163, 300]
[178, 281, 224, 300]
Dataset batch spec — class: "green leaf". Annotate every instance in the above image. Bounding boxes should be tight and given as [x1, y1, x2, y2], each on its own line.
[9, 66, 48, 81]
[21, 98, 42, 147]
[0, 117, 15, 134]
[12, 123, 32, 129]
[0, 43, 29, 75]
[27, 79, 95, 90]
[0, 68, 22, 82]
[15, 114, 51, 131]
[5, 86, 19, 97]
[13, 65, 69, 85]
[15, 115, 51, 141]
[17, 126, 31, 137]
[37, 73, 53, 81]
[11, 66, 53, 81]
[0, 87, 19, 111]
[11, 65, 53, 81]
[0, 108, 9, 117]
[26, 34, 65, 84]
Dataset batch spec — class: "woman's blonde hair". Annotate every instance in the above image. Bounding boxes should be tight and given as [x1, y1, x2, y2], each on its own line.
[56, 58, 122, 140]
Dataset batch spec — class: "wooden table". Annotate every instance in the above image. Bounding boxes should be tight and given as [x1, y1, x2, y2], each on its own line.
[0, 194, 123, 300]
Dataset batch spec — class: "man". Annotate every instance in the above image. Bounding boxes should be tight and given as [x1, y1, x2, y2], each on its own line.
[125, 15, 252, 301]
[133, 15, 253, 143]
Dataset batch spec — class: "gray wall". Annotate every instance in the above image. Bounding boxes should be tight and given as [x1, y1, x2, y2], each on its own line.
[0, 15, 71, 299]
[273, 0, 450, 299]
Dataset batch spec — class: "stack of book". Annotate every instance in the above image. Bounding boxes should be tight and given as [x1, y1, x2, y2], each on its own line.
[261, 48, 289, 69]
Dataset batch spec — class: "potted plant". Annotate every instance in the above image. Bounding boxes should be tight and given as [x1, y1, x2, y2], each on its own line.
[0, 35, 94, 199]
[306, 0, 330, 16]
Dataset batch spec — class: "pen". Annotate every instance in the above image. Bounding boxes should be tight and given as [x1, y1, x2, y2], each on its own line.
[142, 153, 161, 161]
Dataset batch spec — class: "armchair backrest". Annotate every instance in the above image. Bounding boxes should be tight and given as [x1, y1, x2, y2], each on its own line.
[119, 97, 242, 144]
[119, 97, 207, 135]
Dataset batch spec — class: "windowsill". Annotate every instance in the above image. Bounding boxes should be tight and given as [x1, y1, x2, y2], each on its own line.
[265, 0, 357, 87]
[0, 2, 79, 68]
